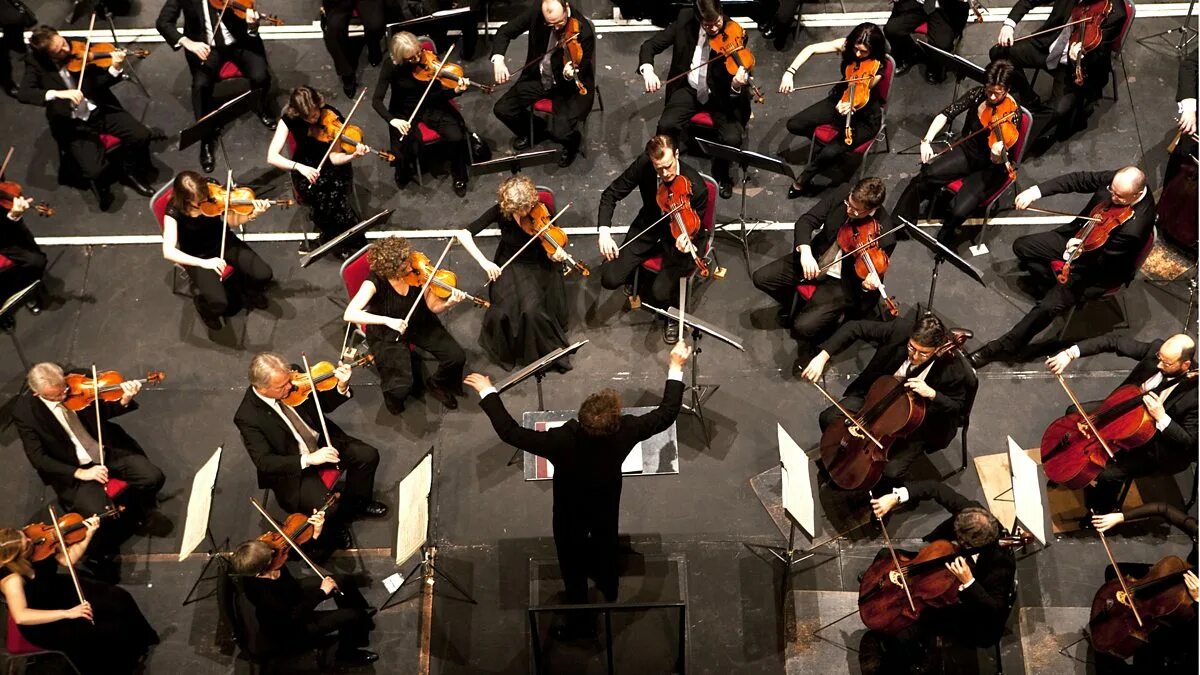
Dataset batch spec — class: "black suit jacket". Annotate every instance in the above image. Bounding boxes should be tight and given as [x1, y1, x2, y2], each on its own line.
[156, 0, 262, 61]
[1006, 0, 1126, 58]
[371, 58, 461, 122]
[233, 386, 352, 492]
[12, 390, 140, 492]
[638, 9, 750, 115]
[479, 378, 684, 531]
[1039, 170, 1156, 288]
[16, 51, 125, 140]
[795, 184, 896, 305]
[491, 0, 596, 91]
[1073, 334, 1198, 459]
[597, 154, 709, 237]
[1179, 48, 1198, 103]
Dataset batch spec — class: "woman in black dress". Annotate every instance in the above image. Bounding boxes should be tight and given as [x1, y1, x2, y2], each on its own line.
[343, 236, 468, 414]
[0, 521, 159, 674]
[456, 174, 570, 370]
[161, 170, 275, 331]
[266, 85, 371, 259]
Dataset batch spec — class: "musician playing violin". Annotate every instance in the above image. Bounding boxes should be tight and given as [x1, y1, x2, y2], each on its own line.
[639, 0, 752, 199]
[778, 23, 888, 198]
[456, 175, 572, 371]
[885, 0, 974, 84]
[1044, 334, 1197, 515]
[18, 26, 156, 212]
[373, 31, 476, 196]
[861, 481, 1016, 673]
[321, 0, 386, 97]
[751, 177, 895, 371]
[492, 0, 595, 168]
[597, 134, 710, 345]
[227, 509, 378, 667]
[969, 167, 1155, 368]
[801, 315, 971, 491]
[343, 236, 468, 413]
[894, 59, 1024, 247]
[0, 195, 47, 321]
[234, 352, 387, 553]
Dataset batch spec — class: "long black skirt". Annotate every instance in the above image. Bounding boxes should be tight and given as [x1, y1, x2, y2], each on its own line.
[480, 261, 569, 370]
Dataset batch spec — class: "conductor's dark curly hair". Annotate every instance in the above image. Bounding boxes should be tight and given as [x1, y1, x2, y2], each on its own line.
[579, 389, 622, 435]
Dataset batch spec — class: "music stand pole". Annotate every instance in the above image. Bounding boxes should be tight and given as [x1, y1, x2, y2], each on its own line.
[506, 370, 549, 466]
[695, 139, 797, 260]
[682, 326, 717, 447]
[181, 532, 229, 606]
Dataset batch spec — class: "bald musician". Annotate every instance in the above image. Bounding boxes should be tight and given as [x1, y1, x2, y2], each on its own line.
[1046, 333, 1197, 515]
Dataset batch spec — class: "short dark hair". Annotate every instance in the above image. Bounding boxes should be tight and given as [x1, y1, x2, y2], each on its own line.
[579, 389, 622, 435]
[910, 315, 947, 349]
[850, 178, 886, 210]
[283, 85, 324, 121]
[984, 59, 1016, 89]
[645, 134, 678, 161]
[954, 507, 1001, 548]
[171, 170, 209, 212]
[696, 0, 723, 22]
[29, 26, 58, 55]
[229, 540, 275, 576]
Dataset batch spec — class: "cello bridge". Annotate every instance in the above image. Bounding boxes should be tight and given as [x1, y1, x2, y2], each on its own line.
[848, 426, 865, 440]
[1074, 421, 1093, 439]
[888, 570, 903, 586]
[1116, 590, 1133, 608]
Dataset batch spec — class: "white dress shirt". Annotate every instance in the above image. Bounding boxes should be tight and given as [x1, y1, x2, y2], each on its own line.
[252, 388, 322, 468]
[687, 27, 710, 103]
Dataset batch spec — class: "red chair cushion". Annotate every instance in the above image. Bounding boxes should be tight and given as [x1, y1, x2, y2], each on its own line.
[813, 124, 875, 154]
[689, 112, 714, 128]
[532, 98, 554, 114]
[6, 615, 45, 655]
[318, 468, 341, 490]
[151, 185, 173, 230]
[914, 23, 929, 35]
[219, 61, 244, 80]
[418, 122, 441, 144]
[99, 134, 121, 151]
[104, 477, 129, 499]
[0, 254, 12, 272]
[945, 179, 964, 193]
[795, 283, 817, 301]
[641, 256, 664, 273]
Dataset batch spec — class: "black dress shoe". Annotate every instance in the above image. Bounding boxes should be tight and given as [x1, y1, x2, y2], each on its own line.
[3, 83, 17, 98]
[257, 113, 277, 129]
[453, 180, 468, 197]
[368, 47, 383, 68]
[336, 649, 379, 666]
[511, 136, 531, 151]
[126, 175, 154, 197]
[925, 70, 947, 85]
[356, 501, 389, 519]
[718, 178, 733, 199]
[199, 141, 215, 173]
[759, 20, 776, 40]
[341, 75, 357, 99]
[427, 384, 459, 410]
[894, 60, 914, 75]
[468, 132, 491, 161]
[557, 143, 578, 167]
[968, 349, 995, 370]
[96, 186, 116, 212]
[333, 528, 353, 550]
[787, 183, 805, 199]
[25, 298, 42, 315]
[663, 320, 680, 345]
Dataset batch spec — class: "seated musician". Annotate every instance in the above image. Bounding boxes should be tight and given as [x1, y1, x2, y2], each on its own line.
[234, 352, 388, 552]
[227, 510, 377, 666]
[800, 315, 970, 491]
[751, 177, 894, 371]
[491, 0, 595, 168]
[639, 0, 751, 199]
[464, 343, 690, 638]
[0, 0, 33, 98]
[455, 174, 571, 370]
[1159, 48, 1197, 251]
[778, 23, 889, 198]
[968, 166, 1155, 367]
[161, 170, 274, 332]
[12, 362, 165, 524]
[156, 0, 276, 173]
[342, 236, 467, 413]
[0, 196, 48, 323]
[596, 134, 710, 345]
[17, 25, 155, 211]
[0, 520, 160, 674]
[863, 481, 1016, 672]
[373, 31, 472, 196]
[757, 0, 803, 51]
[989, 0, 1127, 150]
[1046, 333, 1197, 514]
[885, 0, 972, 84]
[267, 85, 371, 259]
[321, 0, 385, 97]
[893, 59, 1023, 246]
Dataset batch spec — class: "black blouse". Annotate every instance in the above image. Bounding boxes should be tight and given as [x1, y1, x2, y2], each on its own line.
[364, 271, 434, 340]
[166, 205, 235, 259]
[939, 87, 1016, 161]
[465, 203, 553, 268]
[282, 104, 346, 166]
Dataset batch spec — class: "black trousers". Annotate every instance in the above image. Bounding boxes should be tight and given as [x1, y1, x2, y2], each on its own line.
[493, 78, 592, 149]
[0, 16, 26, 88]
[893, 146, 1010, 245]
[1083, 440, 1194, 512]
[760, 0, 804, 27]
[555, 508, 619, 605]
[656, 85, 745, 183]
[599, 225, 693, 309]
[186, 42, 272, 138]
[56, 455, 165, 519]
[272, 438, 380, 517]
[884, 1, 968, 78]
[372, 320, 466, 408]
[752, 255, 864, 357]
[391, 104, 469, 182]
[184, 240, 273, 320]
[818, 396, 933, 492]
[786, 97, 881, 183]
[0, 220, 47, 299]
[322, 0, 385, 80]
[294, 574, 374, 653]
[60, 109, 154, 184]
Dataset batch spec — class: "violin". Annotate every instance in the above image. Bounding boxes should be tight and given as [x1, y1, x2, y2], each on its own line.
[1068, 0, 1111, 86]
[706, 19, 764, 104]
[309, 108, 396, 163]
[835, 218, 898, 317]
[282, 354, 374, 407]
[404, 250, 490, 308]
[560, 17, 588, 96]
[207, 0, 283, 26]
[65, 39, 150, 73]
[818, 331, 970, 490]
[1056, 200, 1135, 284]
[655, 175, 710, 277]
[1089, 552, 1196, 658]
[62, 370, 165, 412]
[0, 182, 53, 217]
[22, 506, 125, 562]
[840, 58, 881, 145]
[199, 181, 294, 217]
[518, 202, 589, 276]
[258, 492, 340, 572]
[414, 49, 494, 94]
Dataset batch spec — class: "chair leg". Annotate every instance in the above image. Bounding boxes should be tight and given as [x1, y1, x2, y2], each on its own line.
[960, 422, 970, 471]
[415, 149, 424, 187]
[595, 83, 605, 112]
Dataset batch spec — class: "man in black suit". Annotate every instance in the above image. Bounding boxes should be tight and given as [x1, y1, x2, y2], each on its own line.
[17, 26, 155, 211]
[752, 177, 895, 369]
[12, 362, 165, 522]
[156, 0, 276, 173]
[1047, 333, 1198, 513]
[321, 0, 385, 98]
[885, 0, 972, 84]
[801, 314, 971, 491]
[969, 167, 1155, 367]
[596, 134, 710, 344]
[862, 481, 1016, 672]
[227, 510, 378, 666]
[491, 0, 595, 167]
[0, 196, 47, 322]
[465, 343, 690, 631]
[234, 353, 387, 550]
[0, 0, 35, 97]
[639, 0, 752, 199]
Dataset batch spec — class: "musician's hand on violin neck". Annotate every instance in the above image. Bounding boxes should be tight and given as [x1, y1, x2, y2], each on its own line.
[8, 195, 31, 218]
[307, 509, 325, 540]
[308, 447, 340, 466]
[82, 515, 100, 536]
[110, 49, 127, 70]
[74, 465, 109, 484]
[1091, 512, 1124, 532]
[674, 232, 695, 253]
[732, 66, 749, 88]
[333, 363, 352, 391]
[1046, 350, 1076, 375]
[800, 351, 830, 382]
[1184, 571, 1199, 602]
[1062, 237, 1083, 260]
[871, 492, 899, 519]
[861, 271, 881, 291]
[945, 556, 973, 584]
[118, 379, 141, 405]
[989, 141, 1006, 163]
[835, 99, 852, 116]
[562, 61, 575, 80]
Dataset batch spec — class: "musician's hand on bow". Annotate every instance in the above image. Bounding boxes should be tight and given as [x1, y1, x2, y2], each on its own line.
[904, 379, 936, 400]
[1091, 512, 1124, 533]
[1014, 186, 1041, 209]
[390, 118, 411, 137]
[835, 99, 852, 116]
[563, 61, 575, 81]
[320, 576, 339, 595]
[1185, 571, 1199, 602]
[203, 257, 229, 276]
[641, 66, 661, 93]
[295, 163, 321, 184]
[675, 232, 695, 254]
[77, 465, 108, 484]
[463, 373, 493, 394]
[119, 379, 141, 405]
[385, 317, 408, 335]
[1179, 106, 1197, 135]
[779, 71, 795, 94]
[871, 493, 899, 519]
[732, 66, 749, 88]
[920, 139, 935, 164]
[1063, 237, 1083, 261]
[1142, 390, 1168, 423]
[309, 447, 340, 466]
[180, 38, 211, 62]
[308, 509, 326, 540]
[800, 351, 830, 383]
[946, 556, 974, 584]
[997, 24, 1015, 47]
[797, 246, 820, 280]
[1046, 350, 1076, 375]
[492, 58, 510, 85]
[51, 89, 85, 106]
[64, 602, 93, 621]
[598, 229, 619, 261]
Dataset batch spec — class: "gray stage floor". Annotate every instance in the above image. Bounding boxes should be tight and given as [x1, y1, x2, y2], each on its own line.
[0, 1, 1196, 673]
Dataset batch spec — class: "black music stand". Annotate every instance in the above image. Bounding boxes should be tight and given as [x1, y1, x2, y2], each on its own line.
[178, 91, 255, 151]
[1138, 0, 1197, 55]
[497, 340, 589, 466]
[300, 210, 394, 268]
[639, 303, 743, 447]
[898, 45, 987, 155]
[1, 281, 40, 371]
[470, 150, 558, 177]
[897, 216, 986, 315]
[695, 138, 795, 258]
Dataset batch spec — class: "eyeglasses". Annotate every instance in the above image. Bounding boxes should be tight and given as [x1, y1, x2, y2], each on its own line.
[906, 342, 937, 359]
[843, 199, 870, 217]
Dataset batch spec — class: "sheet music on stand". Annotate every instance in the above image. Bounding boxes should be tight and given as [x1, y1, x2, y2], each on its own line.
[1006, 436, 1052, 547]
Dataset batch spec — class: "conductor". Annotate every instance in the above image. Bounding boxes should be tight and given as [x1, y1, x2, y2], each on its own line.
[464, 343, 691, 635]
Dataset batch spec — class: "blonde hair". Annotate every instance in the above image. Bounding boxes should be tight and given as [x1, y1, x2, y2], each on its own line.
[26, 362, 65, 394]
[496, 175, 539, 219]
[367, 236, 413, 280]
[390, 32, 421, 64]
[0, 528, 33, 579]
[248, 353, 289, 389]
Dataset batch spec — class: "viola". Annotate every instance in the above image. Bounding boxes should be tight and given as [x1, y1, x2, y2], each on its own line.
[199, 181, 293, 217]
[63, 370, 165, 412]
[413, 49, 494, 94]
[835, 218, 898, 317]
[560, 17, 588, 96]
[22, 506, 125, 562]
[1089, 554, 1196, 658]
[655, 175, 710, 277]
[1056, 200, 1135, 284]
[518, 202, 590, 276]
[207, 0, 283, 26]
[65, 39, 150, 73]
[282, 354, 374, 407]
[404, 250, 490, 308]
[0, 181, 53, 217]
[706, 19, 764, 104]
[258, 492, 339, 572]
[1068, 0, 1111, 86]
[840, 58, 881, 145]
[308, 108, 396, 163]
